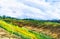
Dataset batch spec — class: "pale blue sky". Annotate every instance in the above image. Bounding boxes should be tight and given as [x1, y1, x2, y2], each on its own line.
[0, 0, 60, 20]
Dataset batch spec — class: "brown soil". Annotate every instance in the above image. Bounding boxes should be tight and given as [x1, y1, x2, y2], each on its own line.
[0, 28, 20, 39]
[24, 26, 60, 39]
[0, 25, 60, 39]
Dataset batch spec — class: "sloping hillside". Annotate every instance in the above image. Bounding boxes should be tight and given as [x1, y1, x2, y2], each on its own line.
[3, 18, 60, 39]
[0, 16, 60, 39]
[0, 20, 53, 39]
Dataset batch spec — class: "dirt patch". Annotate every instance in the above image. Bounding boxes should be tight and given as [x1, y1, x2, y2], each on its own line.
[0, 28, 21, 39]
[24, 26, 60, 39]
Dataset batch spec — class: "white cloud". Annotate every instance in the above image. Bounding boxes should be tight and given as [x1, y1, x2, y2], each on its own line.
[0, 0, 60, 20]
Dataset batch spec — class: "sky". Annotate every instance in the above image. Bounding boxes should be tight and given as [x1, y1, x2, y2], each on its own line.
[0, 0, 60, 20]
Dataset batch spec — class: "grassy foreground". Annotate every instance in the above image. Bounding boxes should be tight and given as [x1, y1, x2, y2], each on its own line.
[0, 20, 53, 39]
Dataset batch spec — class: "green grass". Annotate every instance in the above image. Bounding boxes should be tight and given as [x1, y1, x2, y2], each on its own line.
[0, 20, 53, 39]
[3, 18, 60, 27]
